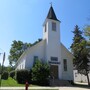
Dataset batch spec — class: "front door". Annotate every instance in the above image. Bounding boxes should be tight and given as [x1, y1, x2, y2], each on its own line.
[50, 65, 58, 79]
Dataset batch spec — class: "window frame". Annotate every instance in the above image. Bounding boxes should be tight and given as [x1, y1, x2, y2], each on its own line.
[63, 59, 67, 71]
[34, 56, 38, 61]
[51, 57, 58, 61]
[52, 22, 56, 31]
[45, 24, 46, 32]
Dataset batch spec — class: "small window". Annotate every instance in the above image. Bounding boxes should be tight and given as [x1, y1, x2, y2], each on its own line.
[34, 56, 38, 61]
[52, 22, 56, 31]
[45, 24, 46, 32]
[63, 59, 67, 71]
[51, 57, 58, 61]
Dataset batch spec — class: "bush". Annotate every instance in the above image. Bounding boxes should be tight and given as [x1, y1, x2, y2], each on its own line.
[1, 71, 9, 80]
[16, 69, 31, 84]
[9, 70, 15, 78]
[31, 60, 50, 86]
[68, 80, 75, 85]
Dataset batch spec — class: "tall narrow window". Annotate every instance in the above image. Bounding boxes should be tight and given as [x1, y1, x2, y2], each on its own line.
[52, 22, 56, 31]
[45, 24, 46, 32]
[34, 56, 38, 61]
[63, 59, 67, 71]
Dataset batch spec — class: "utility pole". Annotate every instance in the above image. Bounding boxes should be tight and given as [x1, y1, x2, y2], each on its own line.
[0, 52, 5, 87]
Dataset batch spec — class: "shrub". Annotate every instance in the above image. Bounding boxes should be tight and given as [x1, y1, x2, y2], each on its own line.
[1, 71, 9, 80]
[9, 70, 15, 78]
[31, 60, 50, 86]
[16, 69, 31, 84]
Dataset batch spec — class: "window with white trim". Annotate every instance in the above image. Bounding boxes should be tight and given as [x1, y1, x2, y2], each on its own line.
[45, 24, 46, 32]
[52, 22, 56, 31]
[63, 59, 67, 71]
[34, 56, 38, 61]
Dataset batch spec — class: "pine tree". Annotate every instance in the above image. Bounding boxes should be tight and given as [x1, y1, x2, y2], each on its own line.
[71, 25, 90, 86]
[84, 25, 90, 40]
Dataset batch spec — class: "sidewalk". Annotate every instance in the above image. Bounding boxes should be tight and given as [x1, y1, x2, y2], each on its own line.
[0, 86, 90, 90]
[0, 87, 59, 90]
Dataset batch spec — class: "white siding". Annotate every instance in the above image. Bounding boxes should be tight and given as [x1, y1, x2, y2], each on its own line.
[16, 40, 45, 70]
[43, 19, 62, 79]
[61, 43, 74, 80]
[25, 40, 46, 69]
[16, 56, 26, 70]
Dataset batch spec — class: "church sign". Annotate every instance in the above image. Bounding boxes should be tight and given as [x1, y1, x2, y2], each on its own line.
[49, 61, 60, 64]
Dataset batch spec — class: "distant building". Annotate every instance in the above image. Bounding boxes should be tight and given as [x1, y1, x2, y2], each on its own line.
[16, 6, 73, 81]
[74, 70, 90, 83]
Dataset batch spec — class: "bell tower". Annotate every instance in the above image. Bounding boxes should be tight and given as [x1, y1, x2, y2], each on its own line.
[43, 5, 60, 42]
[43, 6, 62, 79]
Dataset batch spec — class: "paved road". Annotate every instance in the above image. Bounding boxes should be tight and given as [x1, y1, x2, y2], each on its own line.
[59, 87, 90, 90]
[0, 87, 90, 90]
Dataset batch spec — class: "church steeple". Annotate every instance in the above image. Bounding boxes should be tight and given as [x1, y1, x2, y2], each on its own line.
[47, 5, 59, 21]
[43, 5, 60, 42]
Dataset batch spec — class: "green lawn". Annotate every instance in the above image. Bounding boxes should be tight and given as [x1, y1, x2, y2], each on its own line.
[1, 77, 38, 87]
[1, 77, 25, 87]
[0, 78, 58, 90]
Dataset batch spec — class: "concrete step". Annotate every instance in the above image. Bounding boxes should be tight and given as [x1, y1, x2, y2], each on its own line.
[50, 79, 72, 86]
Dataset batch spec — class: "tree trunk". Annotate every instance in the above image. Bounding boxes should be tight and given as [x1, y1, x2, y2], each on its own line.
[86, 73, 90, 86]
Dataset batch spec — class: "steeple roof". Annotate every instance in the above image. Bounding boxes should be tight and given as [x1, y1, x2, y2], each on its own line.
[47, 5, 59, 21]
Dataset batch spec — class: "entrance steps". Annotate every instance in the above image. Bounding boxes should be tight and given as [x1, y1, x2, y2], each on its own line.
[50, 79, 72, 86]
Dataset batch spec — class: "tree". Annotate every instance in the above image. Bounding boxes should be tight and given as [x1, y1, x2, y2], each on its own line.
[8, 39, 42, 66]
[83, 25, 90, 47]
[8, 40, 31, 66]
[31, 60, 50, 86]
[0, 63, 1, 74]
[71, 25, 90, 86]
[84, 25, 90, 40]
[1, 71, 9, 80]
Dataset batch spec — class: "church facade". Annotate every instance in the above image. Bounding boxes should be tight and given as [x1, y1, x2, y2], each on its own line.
[16, 6, 74, 81]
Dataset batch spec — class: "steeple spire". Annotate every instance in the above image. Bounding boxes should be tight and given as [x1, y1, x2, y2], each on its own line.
[47, 5, 59, 21]
[50, 2, 52, 7]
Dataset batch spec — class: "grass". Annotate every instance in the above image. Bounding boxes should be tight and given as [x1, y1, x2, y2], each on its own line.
[1, 77, 37, 87]
[1, 77, 25, 87]
[0, 77, 58, 90]
[0, 77, 47, 87]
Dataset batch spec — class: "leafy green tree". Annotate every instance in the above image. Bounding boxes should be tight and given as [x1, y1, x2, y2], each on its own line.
[0, 63, 1, 73]
[8, 40, 31, 66]
[32, 39, 42, 46]
[71, 25, 90, 86]
[5, 65, 14, 72]
[1, 71, 9, 80]
[31, 60, 50, 86]
[8, 39, 42, 66]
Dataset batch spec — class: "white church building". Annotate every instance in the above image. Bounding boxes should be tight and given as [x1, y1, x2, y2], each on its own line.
[16, 6, 74, 81]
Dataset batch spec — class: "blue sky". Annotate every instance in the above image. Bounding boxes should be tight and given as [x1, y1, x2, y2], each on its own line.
[0, 0, 90, 66]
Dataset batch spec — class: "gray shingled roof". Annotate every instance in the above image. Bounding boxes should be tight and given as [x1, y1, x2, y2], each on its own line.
[47, 6, 59, 21]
